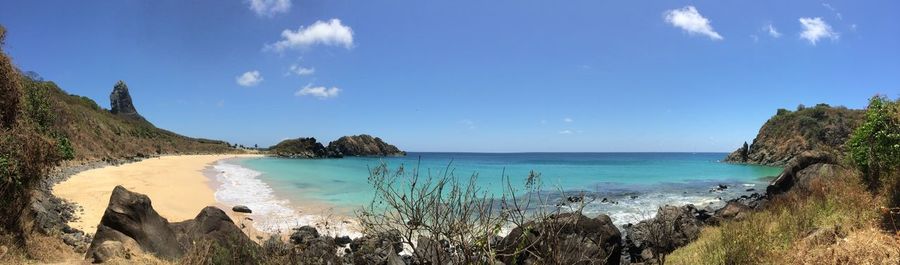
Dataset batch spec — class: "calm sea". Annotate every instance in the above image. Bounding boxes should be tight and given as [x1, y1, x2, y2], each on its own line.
[211, 152, 781, 232]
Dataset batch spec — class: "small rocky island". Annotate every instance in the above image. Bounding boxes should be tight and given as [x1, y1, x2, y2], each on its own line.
[269, 135, 405, 158]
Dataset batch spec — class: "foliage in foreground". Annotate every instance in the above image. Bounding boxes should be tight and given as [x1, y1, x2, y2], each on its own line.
[667, 169, 893, 264]
[847, 96, 900, 204]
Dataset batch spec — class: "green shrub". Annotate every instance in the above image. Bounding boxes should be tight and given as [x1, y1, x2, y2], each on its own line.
[847, 96, 900, 192]
[56, 136, 74, 160]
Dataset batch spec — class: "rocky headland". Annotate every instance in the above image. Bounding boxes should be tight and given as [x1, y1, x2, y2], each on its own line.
[724, 104, 863, 166]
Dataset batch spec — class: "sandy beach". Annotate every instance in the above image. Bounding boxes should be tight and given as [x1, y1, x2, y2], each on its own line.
[53, 154, 263, 234]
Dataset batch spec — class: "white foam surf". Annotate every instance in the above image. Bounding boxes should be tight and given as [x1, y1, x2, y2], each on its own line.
[212, 160, 362, 238]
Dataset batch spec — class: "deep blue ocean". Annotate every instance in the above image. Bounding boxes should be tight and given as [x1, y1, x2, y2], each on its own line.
[212, 152, 781, 231]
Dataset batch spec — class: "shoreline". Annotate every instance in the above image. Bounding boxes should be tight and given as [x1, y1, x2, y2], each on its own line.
[210, 158, 363, 239]
[52, 154, 264, 235]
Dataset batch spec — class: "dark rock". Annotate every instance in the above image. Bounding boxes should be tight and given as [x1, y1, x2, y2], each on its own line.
[767, 151, 837, 196]
[109, 80, 144, 120]
[85, 186, 257, 262]
[566, 195, 583, 203]
[625, 205, 703, 263]
[85, 185, 183, 261]
[348, 229, 403, 265]
[335, 235, 352, 246]
[498, 212, 622, 265]
[746, 188, 756, 192]
[326, 134, 405, 157]
[91, 241, 131, 263]
[269, 137, 338, 158]
[170, 206, 259, 257]
[794, 163, 841, 193]
[714, 201, 752, 221]
[232, 205, 252, 213]
[290, 225, 320, 245]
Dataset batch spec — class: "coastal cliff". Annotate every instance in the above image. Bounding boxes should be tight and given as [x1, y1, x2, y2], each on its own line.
[724, 104, 863, 166]
[326, 134, 405, 157]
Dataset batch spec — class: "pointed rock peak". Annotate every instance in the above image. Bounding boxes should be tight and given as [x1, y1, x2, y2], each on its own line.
[109, 80, 143, 120]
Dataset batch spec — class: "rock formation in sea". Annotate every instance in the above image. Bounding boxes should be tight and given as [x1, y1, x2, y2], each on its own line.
[268, 137, 340, 158]
[723, 104, 863, 167]
[326, 134, 405, 157]
[109, 80, 144, 121]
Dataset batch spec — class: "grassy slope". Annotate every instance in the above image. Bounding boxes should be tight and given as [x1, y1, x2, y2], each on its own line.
[27, 78, 236, 161]
[671, 101, 900, 264]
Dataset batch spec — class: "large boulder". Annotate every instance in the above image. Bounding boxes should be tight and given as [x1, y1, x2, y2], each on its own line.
[766, 151, 837, 195]
[85, 185, 183, 261]
[170, 206, 258, 250]
[326, 134, 405, 157]
[85, 186, 257, 263]
[625, 205, 704, 263]
[498, 212, 622, 265]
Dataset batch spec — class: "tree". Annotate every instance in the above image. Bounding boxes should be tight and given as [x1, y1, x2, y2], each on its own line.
[847, 96, 900, 196]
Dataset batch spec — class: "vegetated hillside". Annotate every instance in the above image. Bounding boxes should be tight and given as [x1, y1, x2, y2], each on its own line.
[725, 104, 864, 166]
[327, 134, 405, 157]
[22, 77, 236, 162]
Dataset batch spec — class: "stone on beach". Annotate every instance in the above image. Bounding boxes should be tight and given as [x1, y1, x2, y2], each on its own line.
[232, 205, 252, 213]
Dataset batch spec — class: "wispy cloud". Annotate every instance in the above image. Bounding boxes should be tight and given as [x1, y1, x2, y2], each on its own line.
[799, 17, 839, 45]
[295, 84, 340, 99]
[766, 24, 782, 38]
[236, 70, 263, 87]
[288, 64, 315, 76]
[266, 19, 354, 52]
[563, 117, 574, 123]
[664, 6, 723, 40]
[247, 0, 291, 17]
[459, 119, 476, 130]
[558, 130, 573, 135]
[822, 3, 843, 20]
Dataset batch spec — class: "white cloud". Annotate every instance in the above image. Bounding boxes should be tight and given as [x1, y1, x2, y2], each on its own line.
[295, 84, 340, 99]
[664, 6, 723, 40]
[266, 19, 354, 52]
[289, 64, 315, 76]
[247, 0, 291, 17]
[558, 130, 573, 135]
[563, 117, 574, 123]
[799, 17, 839, 45]
[766, 24, 782, 38]
[236, 71, 263, 87]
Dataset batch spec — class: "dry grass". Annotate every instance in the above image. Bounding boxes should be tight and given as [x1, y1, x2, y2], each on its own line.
[784, 228, 900, 265]
[668, 168, 893, 265]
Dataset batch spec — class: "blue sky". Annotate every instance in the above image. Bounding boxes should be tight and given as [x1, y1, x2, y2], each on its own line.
[1, 0, 897, 152]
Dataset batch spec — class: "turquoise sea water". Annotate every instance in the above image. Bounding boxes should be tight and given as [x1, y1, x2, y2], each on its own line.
[218, 152, 781, 229]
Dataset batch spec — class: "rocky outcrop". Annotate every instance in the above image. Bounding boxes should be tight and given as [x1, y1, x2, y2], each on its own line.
[85, 186, 257, 263]
[85, 186, 183, 261]
[109, 80, 144, 120]
[624, 205, 706, 263]
[724, 104, 863, 167]
[327, 134, 405, 157]
[498, 212, 622, 265]
[268, 137, 340, 158]
[766, 151, 838, 196]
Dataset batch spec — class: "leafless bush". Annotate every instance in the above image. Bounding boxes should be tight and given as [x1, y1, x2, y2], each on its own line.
[357, 161, 615, 265]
